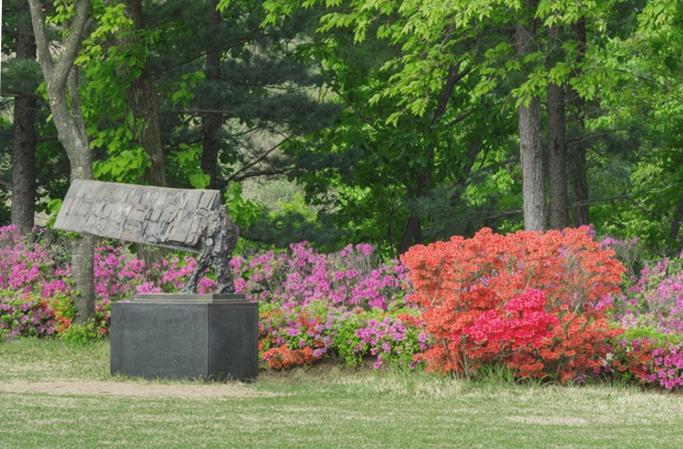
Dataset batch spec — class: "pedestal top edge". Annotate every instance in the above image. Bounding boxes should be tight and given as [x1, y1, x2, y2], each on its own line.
[132, 293, 251, 304]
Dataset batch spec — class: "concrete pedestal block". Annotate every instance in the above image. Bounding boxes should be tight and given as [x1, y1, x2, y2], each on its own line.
[110, 294, 258, 382]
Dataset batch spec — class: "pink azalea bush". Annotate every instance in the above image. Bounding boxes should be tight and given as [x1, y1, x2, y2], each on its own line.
[0, 226, 427, 371]
[0, 294, 58, 341]
[230, 242, 425, 369]
[599, 237, 683, 390]
[230, 242, 411, 310]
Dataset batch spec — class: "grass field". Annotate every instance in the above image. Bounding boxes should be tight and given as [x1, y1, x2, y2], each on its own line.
[1, 339, 683, 448]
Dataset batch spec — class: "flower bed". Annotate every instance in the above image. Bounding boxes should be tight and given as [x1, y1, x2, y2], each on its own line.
[0, 226, 426, 369]
[5, 222, 683, 388]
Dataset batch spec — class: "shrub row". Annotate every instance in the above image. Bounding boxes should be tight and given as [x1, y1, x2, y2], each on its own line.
[4, 224, 683, 389]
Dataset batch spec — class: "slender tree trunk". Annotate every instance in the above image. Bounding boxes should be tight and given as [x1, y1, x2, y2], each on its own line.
[11, 26, 38, 235]
[547, 26, 568, 230]
[568, 18, 590, 227]
[201, 0, 223, 189]
[399, 209, 423, 255]
[122, 0, 166, 187]
[669, 197, 683, 252]
[516, 5, 547, 232]
[28, 0, 96, 324]
[397, 63, 469, 254]
[65, 66, 97, 325]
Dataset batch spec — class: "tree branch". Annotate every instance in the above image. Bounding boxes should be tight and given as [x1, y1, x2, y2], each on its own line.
[36, 168, 70, 186]
[37, 135, 59, 143]
[216, 135, 293, 188]
[171, 108, 234, 117]
[570, 194, 670, 219]
[475, 209, 523, 219]
[431, 62, 472, 127]
[443, 112, 471, 128]
[0, 90, 44, 100]
[614, 68, 663, 87]
[330, 85, 379, 132]
[52, 1, 91, 92]
[565, 128, 627, 146]
[27, 0, 56, 80]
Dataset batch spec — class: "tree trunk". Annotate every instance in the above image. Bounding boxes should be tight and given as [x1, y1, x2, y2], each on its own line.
[516, 4, 547, 232]
[121, 0, 171, 278]
[28, 0, 96, 325]
[568, 18, 590, 227]
[122, 0, 166, 188]
[547, 26, 568, 230]
[11, 26, 38, 235]
[396, 63, 469, 254]
[398, 210, 423, 255]
[669, 197, 683, 253]
[201, 0, 223, 189]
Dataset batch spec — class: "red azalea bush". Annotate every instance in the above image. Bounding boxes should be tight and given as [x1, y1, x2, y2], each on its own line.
[401, 227, 626, 382]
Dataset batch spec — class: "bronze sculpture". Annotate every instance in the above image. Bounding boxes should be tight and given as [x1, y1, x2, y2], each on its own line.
[54, 180, 239, 294]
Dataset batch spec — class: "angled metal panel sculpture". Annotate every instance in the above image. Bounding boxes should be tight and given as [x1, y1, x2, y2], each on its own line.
[54, 180, 239, 294]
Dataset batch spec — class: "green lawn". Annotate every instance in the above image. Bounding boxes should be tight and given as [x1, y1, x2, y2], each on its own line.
[1, 339, 682, 448]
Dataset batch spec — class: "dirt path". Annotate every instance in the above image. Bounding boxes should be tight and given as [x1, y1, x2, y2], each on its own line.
[0, 380, 278, 398]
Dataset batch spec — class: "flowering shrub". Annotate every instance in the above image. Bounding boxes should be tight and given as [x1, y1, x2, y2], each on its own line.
[402, 227, 626, 382]
[16, 221, 683, 388]
[231, 242, 410, 310]
[0, 226, 71, 296]
[0, 293, 58, 341]
[611, 256, 683, 335]
[258, 301, 428, 370]
[0, 226, 424, 367]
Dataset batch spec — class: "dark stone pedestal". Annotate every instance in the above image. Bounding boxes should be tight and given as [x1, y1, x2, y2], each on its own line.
[110, 294, 258, 382]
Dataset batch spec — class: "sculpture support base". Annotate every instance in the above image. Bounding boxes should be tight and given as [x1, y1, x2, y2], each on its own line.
[110, 295, 258, 382]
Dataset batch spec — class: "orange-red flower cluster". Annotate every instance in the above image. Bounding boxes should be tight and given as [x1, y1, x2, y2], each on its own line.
[401, 227, 626, 382]
[261, 344, 319, 370]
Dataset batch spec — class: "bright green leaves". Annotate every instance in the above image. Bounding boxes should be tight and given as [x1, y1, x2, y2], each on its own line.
[639, 0, 680, 36]
[168, 143, 210, 189]
[224, 183, 263, 229]
[82, 2, 132, 48]
[168, 71, 206, 108]
[93, 147, 150, 183]
[67, 0, 152, 186]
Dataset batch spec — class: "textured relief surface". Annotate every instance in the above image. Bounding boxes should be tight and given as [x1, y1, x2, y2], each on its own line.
[54, 180, 238, 294]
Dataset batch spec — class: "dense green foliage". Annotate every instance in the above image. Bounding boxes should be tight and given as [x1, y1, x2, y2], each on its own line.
[3, 0, 683, 257]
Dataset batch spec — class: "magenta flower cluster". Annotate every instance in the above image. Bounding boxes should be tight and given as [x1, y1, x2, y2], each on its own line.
[231, 242, 411, 310]
[610, 256, 683, 335]
[0, 296, 57, 341]
[0, 226, 70, 296]
[640, 343, 683, 389]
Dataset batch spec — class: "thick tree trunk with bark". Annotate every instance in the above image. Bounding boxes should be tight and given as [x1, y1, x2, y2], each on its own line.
[28, 0, 96, 324]
[518, 97, 546, 231]
[547, 26, 568, 230]
[122, 0, 166, 188]
[568, 18, 590, 227]
[121, 0, 170, 278]
[11, 27, 38, 235]
[201, 0, 223, 189]
[516, 4, 547, 232]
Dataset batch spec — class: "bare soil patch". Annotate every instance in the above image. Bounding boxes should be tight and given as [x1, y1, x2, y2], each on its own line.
[0, 379, 278, 399]
[505, 415, 589, 426]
